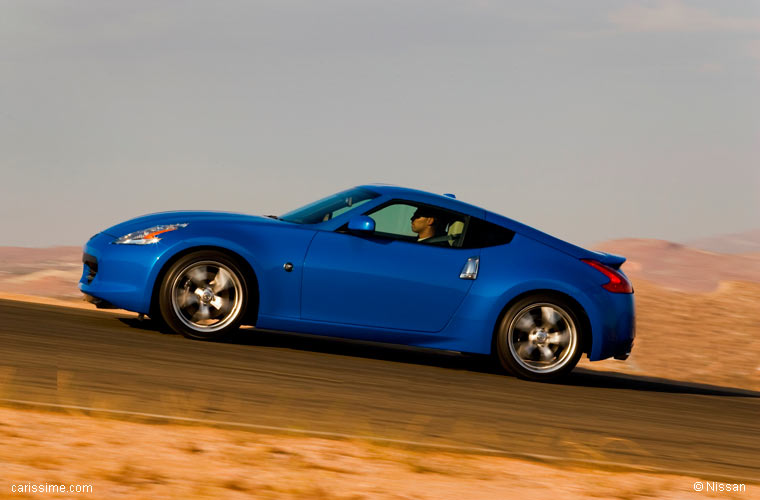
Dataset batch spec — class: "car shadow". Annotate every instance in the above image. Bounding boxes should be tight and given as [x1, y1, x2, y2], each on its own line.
[119, 317, 166, 332]
[118, 318, 759, 398]
[557, 368, 759, 398]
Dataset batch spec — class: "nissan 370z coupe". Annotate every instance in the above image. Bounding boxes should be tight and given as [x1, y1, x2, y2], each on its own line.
[80, 185, 634, 381]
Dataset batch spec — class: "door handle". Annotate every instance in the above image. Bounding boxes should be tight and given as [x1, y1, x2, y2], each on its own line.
[460, 256, 479, 280]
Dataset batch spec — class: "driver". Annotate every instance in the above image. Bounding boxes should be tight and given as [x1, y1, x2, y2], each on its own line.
[410, 207, 447, 243]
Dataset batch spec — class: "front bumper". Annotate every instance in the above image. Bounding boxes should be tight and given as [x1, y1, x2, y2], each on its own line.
[82, 292, 118, 309]
[78, 232, 164, 314]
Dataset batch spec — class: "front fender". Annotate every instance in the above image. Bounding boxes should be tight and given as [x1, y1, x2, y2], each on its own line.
[139, 222, 317, 319]
[140, 236, 266, 314]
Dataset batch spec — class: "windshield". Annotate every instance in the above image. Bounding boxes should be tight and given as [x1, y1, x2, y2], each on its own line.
[279, 188, 379, 224]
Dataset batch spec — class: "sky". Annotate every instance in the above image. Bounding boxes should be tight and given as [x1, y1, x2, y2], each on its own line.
[1, 0, 758, 247]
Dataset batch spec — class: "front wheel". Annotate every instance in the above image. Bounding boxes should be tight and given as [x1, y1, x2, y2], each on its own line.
[158, 251, 248, 340]
[495, 295, 584, 381]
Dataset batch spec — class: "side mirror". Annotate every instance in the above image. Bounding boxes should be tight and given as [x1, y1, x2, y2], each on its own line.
[347, 215, 375, 233]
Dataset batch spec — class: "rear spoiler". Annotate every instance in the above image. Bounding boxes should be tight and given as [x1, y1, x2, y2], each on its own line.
[588, 252, 626, 270]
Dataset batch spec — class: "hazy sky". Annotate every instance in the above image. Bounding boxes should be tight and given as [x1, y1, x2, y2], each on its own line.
[2, 0, 758, 247]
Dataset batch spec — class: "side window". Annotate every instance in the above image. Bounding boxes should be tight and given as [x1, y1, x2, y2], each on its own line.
[368, 203, 417, 239]
[461, 217, 515, 249]
[365, 202, 468, 247]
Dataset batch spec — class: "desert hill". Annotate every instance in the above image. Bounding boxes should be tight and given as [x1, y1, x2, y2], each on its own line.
[0, 246, 83, 299]
[687, 228, 760, 254]
[592, 238, 760, 292]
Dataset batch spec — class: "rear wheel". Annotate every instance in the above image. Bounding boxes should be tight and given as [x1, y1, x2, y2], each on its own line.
[158, 251, 248, 340]
[495, 294, 583, 381]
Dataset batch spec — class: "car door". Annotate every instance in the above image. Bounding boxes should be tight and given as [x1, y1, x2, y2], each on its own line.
[300, 202, 479, 333]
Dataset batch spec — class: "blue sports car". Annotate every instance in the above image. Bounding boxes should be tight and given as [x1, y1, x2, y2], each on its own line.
[80, 185, 634, 381]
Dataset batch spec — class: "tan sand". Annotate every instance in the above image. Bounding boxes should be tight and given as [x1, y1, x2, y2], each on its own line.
[0, 406, 752, 500]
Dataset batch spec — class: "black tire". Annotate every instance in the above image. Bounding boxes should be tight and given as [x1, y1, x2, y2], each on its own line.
[495, 294, 584, 381]
[158, 251, 248, 340]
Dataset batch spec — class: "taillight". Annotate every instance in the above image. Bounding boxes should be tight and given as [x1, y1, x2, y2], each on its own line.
[581, 259, 634, 294]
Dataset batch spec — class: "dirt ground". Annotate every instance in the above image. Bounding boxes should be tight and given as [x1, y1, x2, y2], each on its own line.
[0, 406, 753, 500]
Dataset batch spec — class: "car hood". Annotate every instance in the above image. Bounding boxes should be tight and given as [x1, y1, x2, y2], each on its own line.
[100, 211, 282, 238]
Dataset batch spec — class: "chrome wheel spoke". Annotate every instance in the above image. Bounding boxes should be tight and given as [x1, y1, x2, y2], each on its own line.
[516, 341, 535, 359]
[212, 268, 232, 293]
[187, 267, 209, 286]
[515, 313, 537, 332]
[209, 296, 224, 310]
[192, 303, 212, 321]
[541, 306, 561, 329]
[180, 289, 199, 307]
[538, 346, 555, 361]
[548, 331, 570, 346]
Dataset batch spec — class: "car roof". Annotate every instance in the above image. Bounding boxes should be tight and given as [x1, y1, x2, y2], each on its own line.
[358, 184, 597, 259]
[358, 184, 487, 218]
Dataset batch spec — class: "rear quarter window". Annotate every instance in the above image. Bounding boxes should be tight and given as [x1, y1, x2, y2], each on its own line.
[461, 217, 515, 249]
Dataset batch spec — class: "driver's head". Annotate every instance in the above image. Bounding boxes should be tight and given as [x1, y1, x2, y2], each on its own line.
[410, 207, 443, 238]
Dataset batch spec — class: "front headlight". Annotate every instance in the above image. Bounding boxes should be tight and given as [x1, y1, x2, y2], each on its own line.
[113, 223, 188, 245]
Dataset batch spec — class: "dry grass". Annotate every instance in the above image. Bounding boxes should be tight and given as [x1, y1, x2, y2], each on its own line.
[0, 406, 752, 500]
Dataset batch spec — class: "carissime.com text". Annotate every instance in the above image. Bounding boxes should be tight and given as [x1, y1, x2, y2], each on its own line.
[11, 483, 93, 494]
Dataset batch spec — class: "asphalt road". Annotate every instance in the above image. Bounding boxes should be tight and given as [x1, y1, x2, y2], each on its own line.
[1, 299, 758, 481]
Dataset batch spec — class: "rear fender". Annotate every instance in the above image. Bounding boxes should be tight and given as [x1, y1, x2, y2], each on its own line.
[487, 280, 601, 356]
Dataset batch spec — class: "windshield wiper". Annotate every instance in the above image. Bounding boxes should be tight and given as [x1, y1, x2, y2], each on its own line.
[264, 214, 280, 220]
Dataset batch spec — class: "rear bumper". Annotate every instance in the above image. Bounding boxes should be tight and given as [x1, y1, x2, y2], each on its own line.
[613, 339, 634, 360]
[585, 285, 636, 361]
